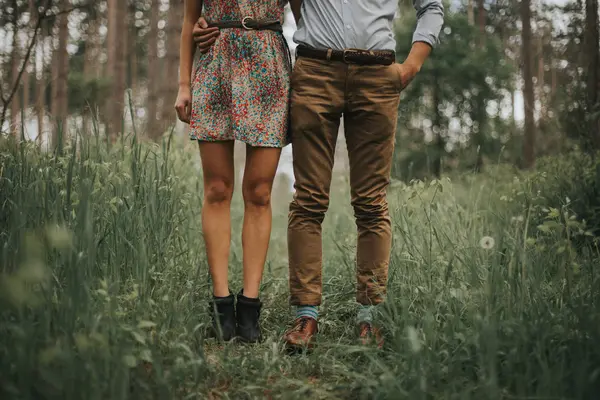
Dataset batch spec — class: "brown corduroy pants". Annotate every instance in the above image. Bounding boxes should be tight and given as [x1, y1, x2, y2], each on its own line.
[288, 55, 402, 306]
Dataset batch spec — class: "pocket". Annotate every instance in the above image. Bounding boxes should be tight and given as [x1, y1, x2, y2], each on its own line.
[387, 64, 404, 93]
[291, 57, 309, 90]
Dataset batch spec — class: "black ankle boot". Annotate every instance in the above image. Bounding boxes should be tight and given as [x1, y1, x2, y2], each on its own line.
[209, 294, 236, 342]
[236, 293, 262, 343]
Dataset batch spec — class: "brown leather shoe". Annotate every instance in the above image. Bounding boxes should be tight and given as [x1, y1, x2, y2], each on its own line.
[358, 322, 384, 349]
[283, 317, 318, 349]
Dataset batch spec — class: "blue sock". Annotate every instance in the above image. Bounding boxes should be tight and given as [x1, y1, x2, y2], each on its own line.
[357, 305, 375, 324]
[296, 305, 318, 320]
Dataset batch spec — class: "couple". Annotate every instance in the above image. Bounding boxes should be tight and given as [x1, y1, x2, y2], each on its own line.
[175, 0, 444, 350]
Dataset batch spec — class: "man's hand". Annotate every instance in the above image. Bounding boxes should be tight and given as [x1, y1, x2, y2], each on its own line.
[193, 17, 220, 53]
[393, 62, 419, 90]
[394, 41, 432, 90]
[289, 0, 302, 25]
[174, 84, 192, 124]
[395, 42, 431, 90]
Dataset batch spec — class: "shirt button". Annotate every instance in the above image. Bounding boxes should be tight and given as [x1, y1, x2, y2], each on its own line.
[343, 0, 348, 3]
[346, 24, 351, 29]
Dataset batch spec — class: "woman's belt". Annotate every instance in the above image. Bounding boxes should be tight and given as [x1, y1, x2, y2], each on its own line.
[207, 17, 283, 32]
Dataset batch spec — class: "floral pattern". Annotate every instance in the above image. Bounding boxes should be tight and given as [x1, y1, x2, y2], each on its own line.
[190, 0, 291, 147]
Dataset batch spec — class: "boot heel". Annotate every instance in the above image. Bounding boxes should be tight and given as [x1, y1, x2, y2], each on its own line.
[209, 294, 236, 342]
[236, 292, 263, 343]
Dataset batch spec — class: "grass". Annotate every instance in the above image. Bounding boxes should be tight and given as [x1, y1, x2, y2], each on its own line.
[1, 131, 599, 399]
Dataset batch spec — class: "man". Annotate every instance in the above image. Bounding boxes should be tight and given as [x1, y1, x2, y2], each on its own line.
[193, 0, 444, 349]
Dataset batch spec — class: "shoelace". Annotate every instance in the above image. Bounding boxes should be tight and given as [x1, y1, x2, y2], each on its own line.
[293, 317, 311, 332]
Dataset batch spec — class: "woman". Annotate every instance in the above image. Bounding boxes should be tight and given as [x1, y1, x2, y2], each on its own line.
[174, 0, 291, 343]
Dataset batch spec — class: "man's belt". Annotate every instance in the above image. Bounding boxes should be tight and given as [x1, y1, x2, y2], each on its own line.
[207, 17, 283, 32]
[296, 45, 395, 66]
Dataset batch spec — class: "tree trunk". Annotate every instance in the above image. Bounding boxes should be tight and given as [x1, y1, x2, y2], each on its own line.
[147, 0, 160, 139]
[131, 38, 138, 92]
[585, 0, 600, 149]
[521, 0, 536, 168]
[106, 0, 117, 138]
[129, 6, 138, 93]
[432, 75, 443, 178]
[510, 88, 516, 125]
[473, 0, 486, 169]
[83, 17, 100, 133]
[82, 17, 97, 130]
[467, 0, 475, 25]
[83, 18, 101, 80]
[159, 0, 183, 133]
[50, 0, 69, 148]
[537, 35, 545, 92]
[50, 35, 58, 142]
[503, 35, 517, 133]
[22, 0, 36, 128]
[477, 0, 486, 45]
[10, 0, 21, 138]
[106, 0, 128, 142]
[37, 21, 46, 146]
[536, 33, 547, 144]
[551, 61, 556, 99]
[23, 63, 31, 132]
[509, 41, 517, 130]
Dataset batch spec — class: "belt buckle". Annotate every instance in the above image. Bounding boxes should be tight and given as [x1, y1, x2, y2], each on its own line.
[241, 16, 255, 30]
[342, 49, 355, 64]
[343, 48, 367, 64]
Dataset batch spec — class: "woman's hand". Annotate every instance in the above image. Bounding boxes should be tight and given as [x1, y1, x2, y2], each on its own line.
[193, 17, 220, 53]
[174, 84, 192, 124]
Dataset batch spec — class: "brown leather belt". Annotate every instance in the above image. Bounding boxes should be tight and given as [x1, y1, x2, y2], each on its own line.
[207, 17, 283, 32]
[296, 45, 396, 66]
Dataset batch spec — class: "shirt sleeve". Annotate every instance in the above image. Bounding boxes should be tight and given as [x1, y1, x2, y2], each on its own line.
[412, 0, 445, 48]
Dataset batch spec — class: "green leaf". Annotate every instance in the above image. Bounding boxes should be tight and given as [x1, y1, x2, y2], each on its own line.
[131, 331, 146, 345]
[138, 320, 157, 329]
[122, 355, 137, 368]
[139, 349, 153, 363]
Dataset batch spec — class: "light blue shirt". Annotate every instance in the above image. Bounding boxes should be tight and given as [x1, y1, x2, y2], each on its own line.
[292, 0, 444, 51]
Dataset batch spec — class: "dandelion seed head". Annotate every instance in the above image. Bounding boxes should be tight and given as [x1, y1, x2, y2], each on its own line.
[511, 215, 524, 224]
[480, 236, 495, 250]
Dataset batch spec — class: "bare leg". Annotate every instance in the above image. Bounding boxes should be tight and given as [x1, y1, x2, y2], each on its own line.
[199, 141, 235, 297]
[241, 145, 281, 298]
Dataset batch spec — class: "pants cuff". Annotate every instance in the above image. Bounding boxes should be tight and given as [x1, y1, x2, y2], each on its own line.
[356, 292, 386, 306]
[290, 293, 322, 307]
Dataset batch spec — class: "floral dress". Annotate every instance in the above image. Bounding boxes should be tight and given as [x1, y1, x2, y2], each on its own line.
[190, 0, 291, 147]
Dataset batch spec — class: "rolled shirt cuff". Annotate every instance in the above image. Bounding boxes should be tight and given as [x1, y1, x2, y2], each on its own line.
[412, 13, 444, 48]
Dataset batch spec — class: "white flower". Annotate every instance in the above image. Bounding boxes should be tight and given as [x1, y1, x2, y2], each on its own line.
[480, 236, 495, 250]
[406, 326, 422, 353]
[511, 215, 524, 224]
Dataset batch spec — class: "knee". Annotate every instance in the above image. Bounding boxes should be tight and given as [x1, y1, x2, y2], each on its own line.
[243, 180, 272, 208]
[289, 191, 329, 223]
[352, 198, 389, 220]
[204, 179, 233, 205]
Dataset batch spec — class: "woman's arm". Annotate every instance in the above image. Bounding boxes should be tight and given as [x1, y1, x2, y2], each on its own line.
[175, 0, 202, 123]
[179, 0, 202, 88]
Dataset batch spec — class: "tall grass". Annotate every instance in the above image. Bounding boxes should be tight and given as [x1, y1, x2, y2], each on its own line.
[1, 131, 599, 399]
